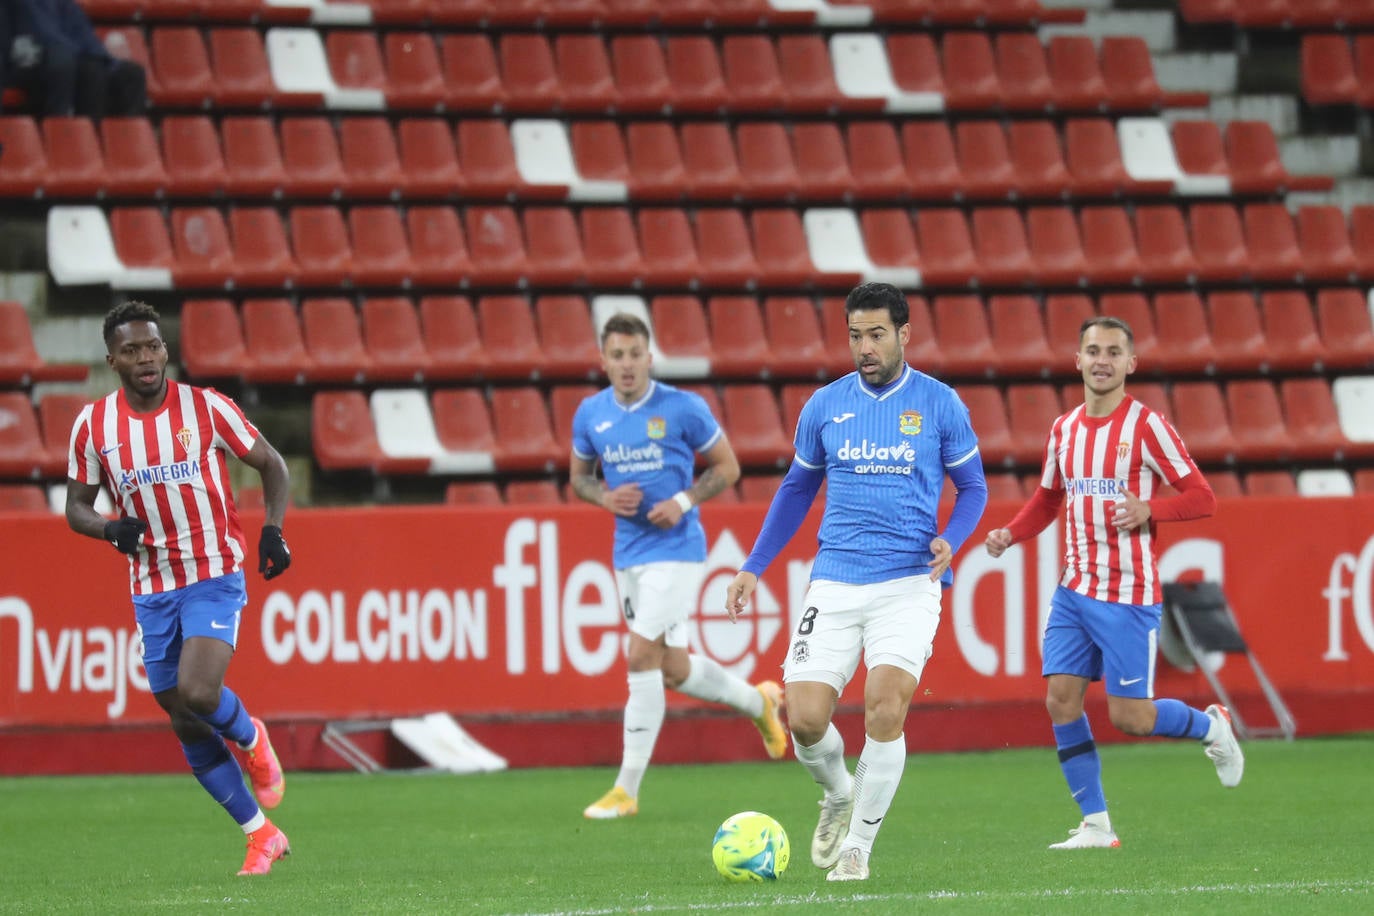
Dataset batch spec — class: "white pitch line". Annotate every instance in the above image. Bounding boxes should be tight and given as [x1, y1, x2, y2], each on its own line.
[502, 878, 1374, 916]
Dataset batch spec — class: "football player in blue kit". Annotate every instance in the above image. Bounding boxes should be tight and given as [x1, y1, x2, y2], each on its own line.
[727, 282, 989, 881]
[572, 312, 788, 820]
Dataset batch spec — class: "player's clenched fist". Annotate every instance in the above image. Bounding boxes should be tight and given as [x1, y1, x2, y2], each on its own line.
[984, 527, 1013, 558]
[724, 571, 758, 622]
[258, 525, 292, 579]
[103, 517, 148, 554]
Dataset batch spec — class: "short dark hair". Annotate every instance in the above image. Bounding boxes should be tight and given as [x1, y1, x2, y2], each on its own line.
[1079, 316, 1134, 349]
[103, 300, 161, 347]
[844, 282, 909, 329]
[600, 312, 651, 347]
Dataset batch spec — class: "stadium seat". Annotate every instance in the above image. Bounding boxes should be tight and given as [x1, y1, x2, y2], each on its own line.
[225, 208, 298, 289]
[580, 207, 643, 288]
[1245, 470, 1296, 497]
[37, 393, 86, 468]
[570, 121, 631, 190]
[763, 296, 829, 379]
[1351, 205, 1374, 280]
[440, 34, 506, 111]
[549, 383, 598, 453]
[610, 35, 673, 115]
[956, 121, 1016, 200]
[1008, 121, 1073, 199]
[995, 32, 1053, 112]
[491, 387, 562, 472]
[160, 116, 227, 198]
[914, 210, 977, 287]
[988, 295, 1055, 377]
[696, 210, 761, 288]
[859, 208, 922, 287]
[383, 32, 446, 109]
[431, 388, 499, 467]
[1134, 205, 1199, 285]
[500, 34, 563, 114]
[362, 296, 429, 382]
[1227, 379, 1290, 463]
[109, 207, 176, 283]
[752, 209, 818, 287]
[780, 124, 846, 203]
[456, 120, 525, 199]
[1026, 207, 1088, 287]
[241, 297, 312, 384]
[100, 118, 168, 198]
[708, 296, 772, 378]
[99, 27, 160, 100]
[1006, 384, 1062, 465]
[1168, 120, 1232, 195]
[1301, 34, 1357, 106]
[779, 382, 814, 437]
[737, 473, 783, 503]
[1296, 205, 1358, 283]
[721, 384, 791, 468]
[339, 118, 405, 199]
[312, 390, 384, 472]
[465, 205, 529, 285]
[1044, 293, 1096, 353]
[556, 34, 618, 113]
[1357, 468, 1374, 495]
[1295, 469, 1354, 498]
[1151, 292, 1217, 375]
[736, 122, 800, 201]
[419, 295, 489, 379]
[371, 388, 461, 474]
[625, 122, 688, 201]
[1078, 206, 1142, 286]
[1047, 36, 1107, 113]
[1169, 382, 1236, 465]
[0, 117, 45, 197]
[0, 393, 58, 479]
[478, 295, 543, 379]
[150, 27, 215, 107]
[638, 208, 701, 287]
[522, 206, 586, 286]
[288, 206, 352, 286]
[972, 207, 1034, 288]
[1281, 377, 1365, 461]
[221, 116, 287, 199]
[0, 483, 47, 513]
[897, 120, 960, 200]
[960, 385, 1014, 467]
[536, 295, 601, 380]
[1333, 376, 1374, 445]
[1124, 381, 1169, 418]
[1260, 290, 1327, 373]
[1064, 119, 1133, 197]
[933, 295, 996, 378]
[666, 36, 728, 114]
[280, 117, 346, 199]
[723, 35, 785, 113]
[1242, 203, 1303, 284]
[0, 301, 87, 386]
[1205, 470, 1243, 499]
[168, 207, 235, 288]
[1226, 121, 1330, 194]
[209, 27, 276, 107]
[326, 30, 388, 96]
[983, 473, 1025, 503]
[506, 480, 564, 503]
[681, 122, 743, 200]
[42, 117, 105, 198]
[407, 206, 470, 286]
[1100, 36, 1166, 111]
[1206, 291, 1267, 375]
[1098, 292, 1159, 368]
[776, 34, 848, 114]
[1316, 288, 1374, 371]
[651, 294, 713, 371]
[445, 480, 503, 505]
[349, 206, 414, 287]
[940, 32, 999, 111]
[301, 297, 371, 383]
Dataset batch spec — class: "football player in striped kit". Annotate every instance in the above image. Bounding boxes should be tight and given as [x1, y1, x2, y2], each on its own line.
[726, 282, 989, 881]
[65, 301, 294, 875]
[985, 316, 1242, 851]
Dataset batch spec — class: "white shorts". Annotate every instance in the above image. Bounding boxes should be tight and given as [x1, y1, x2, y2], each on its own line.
[614, 561, 704, 647]
[783, 575, 943, 694]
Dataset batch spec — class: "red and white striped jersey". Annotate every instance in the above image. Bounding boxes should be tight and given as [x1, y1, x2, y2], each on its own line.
[1035, 394, 1202, 605]
[69, 381, 258, 595]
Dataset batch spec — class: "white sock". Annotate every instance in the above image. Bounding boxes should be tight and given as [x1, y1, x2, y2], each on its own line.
[1203, 716, 1221, 744]
[794, 722, 852, 799]
[615, 670, 664, 798]
[1083, 811, 1112, 831]
[842, 734, 906, 854]
[676, 654, 764, 717]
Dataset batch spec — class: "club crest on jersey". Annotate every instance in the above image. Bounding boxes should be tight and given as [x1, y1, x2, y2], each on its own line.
[899, 410, 922, 435]
[646, 417, 666, 439]
[177, 425, 194, 454]
[1117, 440, 1130, 459]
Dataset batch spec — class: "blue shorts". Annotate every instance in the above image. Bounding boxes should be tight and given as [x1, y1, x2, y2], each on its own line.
[1041, 585, 1160, 699]
[132, 571, 247, 695]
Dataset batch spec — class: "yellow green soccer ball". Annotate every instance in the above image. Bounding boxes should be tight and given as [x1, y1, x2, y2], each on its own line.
[711, 811, 790, 882]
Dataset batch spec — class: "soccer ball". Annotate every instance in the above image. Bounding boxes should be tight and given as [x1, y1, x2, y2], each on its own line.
[711, 811, 790, 882]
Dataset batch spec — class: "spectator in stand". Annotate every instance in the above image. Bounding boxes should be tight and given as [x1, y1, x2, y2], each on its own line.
[4, 0, 146, 117]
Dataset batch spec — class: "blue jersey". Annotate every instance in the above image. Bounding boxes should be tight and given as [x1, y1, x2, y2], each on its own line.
[795, 365, 980, 585]
[572, 380, 723, 569]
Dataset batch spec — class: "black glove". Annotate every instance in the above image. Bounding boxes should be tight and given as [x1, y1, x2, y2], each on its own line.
[103, 518, 148, 555]
[258, 525, 292, 580]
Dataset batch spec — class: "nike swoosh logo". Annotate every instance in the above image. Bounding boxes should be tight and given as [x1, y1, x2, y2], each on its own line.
[1118, 676, 1144, 686]
[861, 817, 883, 825]
[594, 421, 613, 433]
[831, 413, 855, 424]
[100, 444, 121, 455]
[1072, 787, 1087, 798]
[210, 621, 232, 630]
[626, 727, 649, 733]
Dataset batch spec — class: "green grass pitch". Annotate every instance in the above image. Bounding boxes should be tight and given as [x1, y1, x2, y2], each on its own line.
[3, 736, 1370, 914]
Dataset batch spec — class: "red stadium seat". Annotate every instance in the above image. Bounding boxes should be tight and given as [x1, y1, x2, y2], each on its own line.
[988, 295, 1055, 378]
[915, 210, 978, 287]
[550, 383, 598, 452]
[350, 206, 415, 287]
[420, 295, 489, 379]
[1295, 205, 1357, 283]
[1301, 34, 1357, 106]
[1078, 206, 1141, 286]
[1045, 293, 1096, 352]
[1047, 36, 1107, 112]
[37, 393, 87, 468]
[491, 387, 562, 472]
[736, 122, 800, 201]
[1100, 36, 1165, 111]
[440, 34, 506, 111]
[960, 385, 1014, 467]
[626, 122, 687, 201]
[384, 33, 446, 109]
[860, 208, 923, 280]
[221, 116, 287, 199]
[0, 117, 45, 197]
[1064, 119, 1131, 197]
[708, 295, 772, 378]
[110, 207, 174, 276]
[666, 36, 728, 114]
[696, 210, 761, 289]
[1189, 203, 1250, 283]
[1168, 382, 1236, 465]
[752, 209, 817, 287]
[1316, 288, 1374, 371]
[821, 295, 861, 376]
[500, 34, 563, 114]
[362, 296, 430, 382]
[556, 34, 618, 113]
[301, 297, 371, 383]
[478, 295, 543, 380]
[1246, 470, 1296, 497]
[1170, 120, 1229, 185]
[1124, 381, 1169, 418]
[1026, 206, 1088, 287]
[1152, 292, 1217, 375]
[933, 295, 996, 378]
[722, 35, 784, 114]
[680, 122, 743, 200]
[610, 35, 673, 114]
[1007, 384, 1062, 465]
[1242, 203, 1303, 284]
[854, 121, 917, 201]
[763, 296, 829, 379]
[150, 27, 214, 107]
[1098, 292, 1158, 368]
[326, 30, 388, 94]
[230, 208, 297, 288]
[651, 294, 712, 364]
[1206, 291, 1267, 375]
[0, 393, 57, 479]
[506, 480, 564, 504]
[1206, 471, 1243, 499]
[1227, 379, 1290, 463]
[100, 118, 168, 198]
[0, 483, 47, 512]
[580, 207, 643, 287]
[570, 121, 631, 191]
[289, 206, 353, 287]
[169, 206, 235, 288]
[1280, 378, 1365, 461]
[793, 123, 854, 201]
[241, 298, 312, 384]
[956, 121, 1016, 200]
[523, 207, 586, 286]
[407, 206, 470, 287]
[1351, 205, 1374, 280]
[42, 117, 105, 198]
[941, 32, 1000, 111]
[209, 27, 275, 107]
[311, 391, 384, 472]
[971, 207, 1034, 288]
[776, 35, 848, 113]
[1260, 290, 1327, 373]
[721, 384, 791, 468]
[161, 116, 226, 198]
[340, 117, 405, 199]
[536, 296, 601, 380]
[0, 301, 87, 386]
[431, 388, 498, 459]
[280, 117, 346, 199]
[738, 473, 784, 503]
[1226, 121, 1330, 194]
[1008, 121, 1073, 199]
[638, 208, 700, 287]
[465, 205, 529, 286]
[996, 32, 1053, 112]
[1134, 205, 1199, 285]
[445, 481, 503, 505]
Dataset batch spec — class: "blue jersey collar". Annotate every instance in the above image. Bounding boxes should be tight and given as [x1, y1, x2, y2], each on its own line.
[613, 379, 657, 412]
[856, 364, 913, 401]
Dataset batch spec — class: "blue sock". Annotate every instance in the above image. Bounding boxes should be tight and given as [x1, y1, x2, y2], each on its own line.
[1053, 715, 1107, 817]
[1151, 698, 1211, 740]
[182, 736, 260, 827]
[197, 686, 255, 747]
